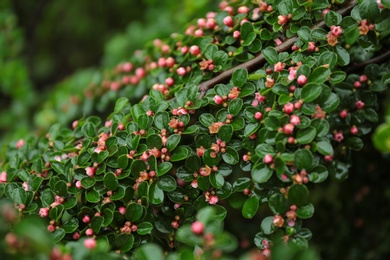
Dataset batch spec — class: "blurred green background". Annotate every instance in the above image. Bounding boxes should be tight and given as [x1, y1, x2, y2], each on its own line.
[1, 0, 390, 259]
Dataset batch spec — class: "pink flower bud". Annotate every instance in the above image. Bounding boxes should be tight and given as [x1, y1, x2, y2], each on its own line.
[283, 124, 295, 135]
[84, 238, 96, 249]
[334, 131, 344, 142]
[331, 26, 343, 37]
[264, 154, 273, 164]
[213, 95, 223, 104]
[233, 30, 240, 39]
[290, 115, 301, 126]
[254, 112, 263, 120]
[297, 75, 307, 85]
[307, 42, 316, 52]
[355, 100, 365, 109]
[284, 102, 294, 114]
[208, 195, 219, 204]
[189, 45, 201, 56]
[176, 67, 186, 76]
[339, 109, 348, 119]
[350, 126, 358, 135]
[191, 221, 205, 235]
[223, 16, 234, 27]
[85, 228, 94, 236]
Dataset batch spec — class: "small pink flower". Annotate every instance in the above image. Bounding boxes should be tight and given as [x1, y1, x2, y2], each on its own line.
[290, 115, 301, 126]
[191, 180, 198, 188]
[254, 112, 263, 120]
[223, 16, 234, 27]
[233, 30, 240, 39]
[39, 207, 49, 218]
[213, 95, 223, 104]
[331, 26, 343, 37]
[208, 195, 219, 205]
[16, 139, 25, 149]
[84, 238, 96, 249]
[350, 126, 358, 135]
[307, 42, 316, 52]
[82, 215, 91, 223]
[85, 228, 94, 236]
[273, 62, 286, 72]
[284, 102, 294, 114]
[176, 67, 186, 76]
[339, 109, 348, 118]
[85, 167, 96, 177]
[191, 221, 205, 235]
[264, 154, 274, 164]
[238, 6, 249, 14]
[288, 68, 297, 81]
[274, 38, 282, 45]
[297, 75, 307, 85]
[283, 124, 295, 135]
[0, 171, 7, 183]
[165, 77, 174, 86]
[334, 131, 344, 142]
[75, 181, 82, 189]
[356, 100, 365, 109]
[189, 45, 201, 56]
[277, 14, 288, 25]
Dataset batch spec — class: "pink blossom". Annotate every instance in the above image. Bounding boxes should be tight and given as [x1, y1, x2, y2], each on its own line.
[0, 171, 6, 183]
[288, 68, 297, 81]
[84, 238, 96, 249]
[39, 207, 49, 218]
[191, 221, 205, 235]
[208, 195, 219, 205]
[16, 139, 25, 149]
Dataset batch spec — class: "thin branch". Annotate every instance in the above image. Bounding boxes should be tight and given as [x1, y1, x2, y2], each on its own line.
[345, 50, 390, 73]
[198, 0, 358, 95]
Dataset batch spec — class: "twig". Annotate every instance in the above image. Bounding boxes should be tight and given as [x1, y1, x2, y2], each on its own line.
[198, 0, 358, 95]
[345, 50, 390, 73]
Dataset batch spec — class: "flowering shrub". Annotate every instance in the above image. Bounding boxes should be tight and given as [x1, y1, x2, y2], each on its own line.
[1, 0, 390, 259]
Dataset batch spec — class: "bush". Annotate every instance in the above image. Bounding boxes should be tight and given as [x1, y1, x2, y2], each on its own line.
[1, 0, 390, 259]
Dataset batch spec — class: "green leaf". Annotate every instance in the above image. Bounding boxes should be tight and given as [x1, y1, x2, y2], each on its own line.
[233, 177, 251, 191]
[301, 83, 322, 102]
[210, 172, 225, 189]
[294, 149, 313, 170]
[251, 163, 273, 183]
[268, 193, 288, 214]
[199, 113, 215, 127]
[157, 162, 173, 177]
[324, 10, 342, 26]
[297, 26, 311, 42]
[62, 218, 79, 233]
[81, 177, 95, 189]
[308, 67, 330, 84]
[154, 111, 169, 130]
[288, 184, 309, 206]
[262, 47, 278, 64]
[316, 140, 333, 155]
[185, 155, 201, 173]
[318, 51, 338, 69]
[115, 234, 134, 253]
[244, 122, 260, 137]
[296, 127, 317, 144]
[104, 172, 119, 190]
[137, 222, 153, 235]
[359, 0, 379, 19]
[345, 137, 364, 151]
[146, 134, 163, 149]
[261, 216, 276, 235]
[335, 45, 350, 66]
[373, 123, 390, 152]
[242, 196, 259, 219]
[232, 68, 248, 87]
[52, 228, 66, 243]
[54, 180, 68, 197]
[382, 0, 390, 8]
[296, 203, 314, 219]
[228, 98, 243, 116]
[242, 32, 257, 46]
[114, 97, 129, 113]
[82, 122, 95, 138]
[222, 147, 239, 165]
[166, 134, 181, 152]
[86, 188, 100, 203]
[125, 203, 143, 222]
[309, 165, 329, 183]
[170, 146, 190, 162]
[157, 175, 177, 191]
[240, 22, 254, 40]
[213, 50, 228, 66]
[149, 183, 164, 205]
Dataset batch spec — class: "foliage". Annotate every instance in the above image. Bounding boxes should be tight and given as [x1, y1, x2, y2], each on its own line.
[1, 0, 390, 259]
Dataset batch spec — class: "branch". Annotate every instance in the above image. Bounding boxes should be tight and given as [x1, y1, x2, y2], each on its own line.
[345, 50, 390, 73]
[198, 0, 358, 95]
